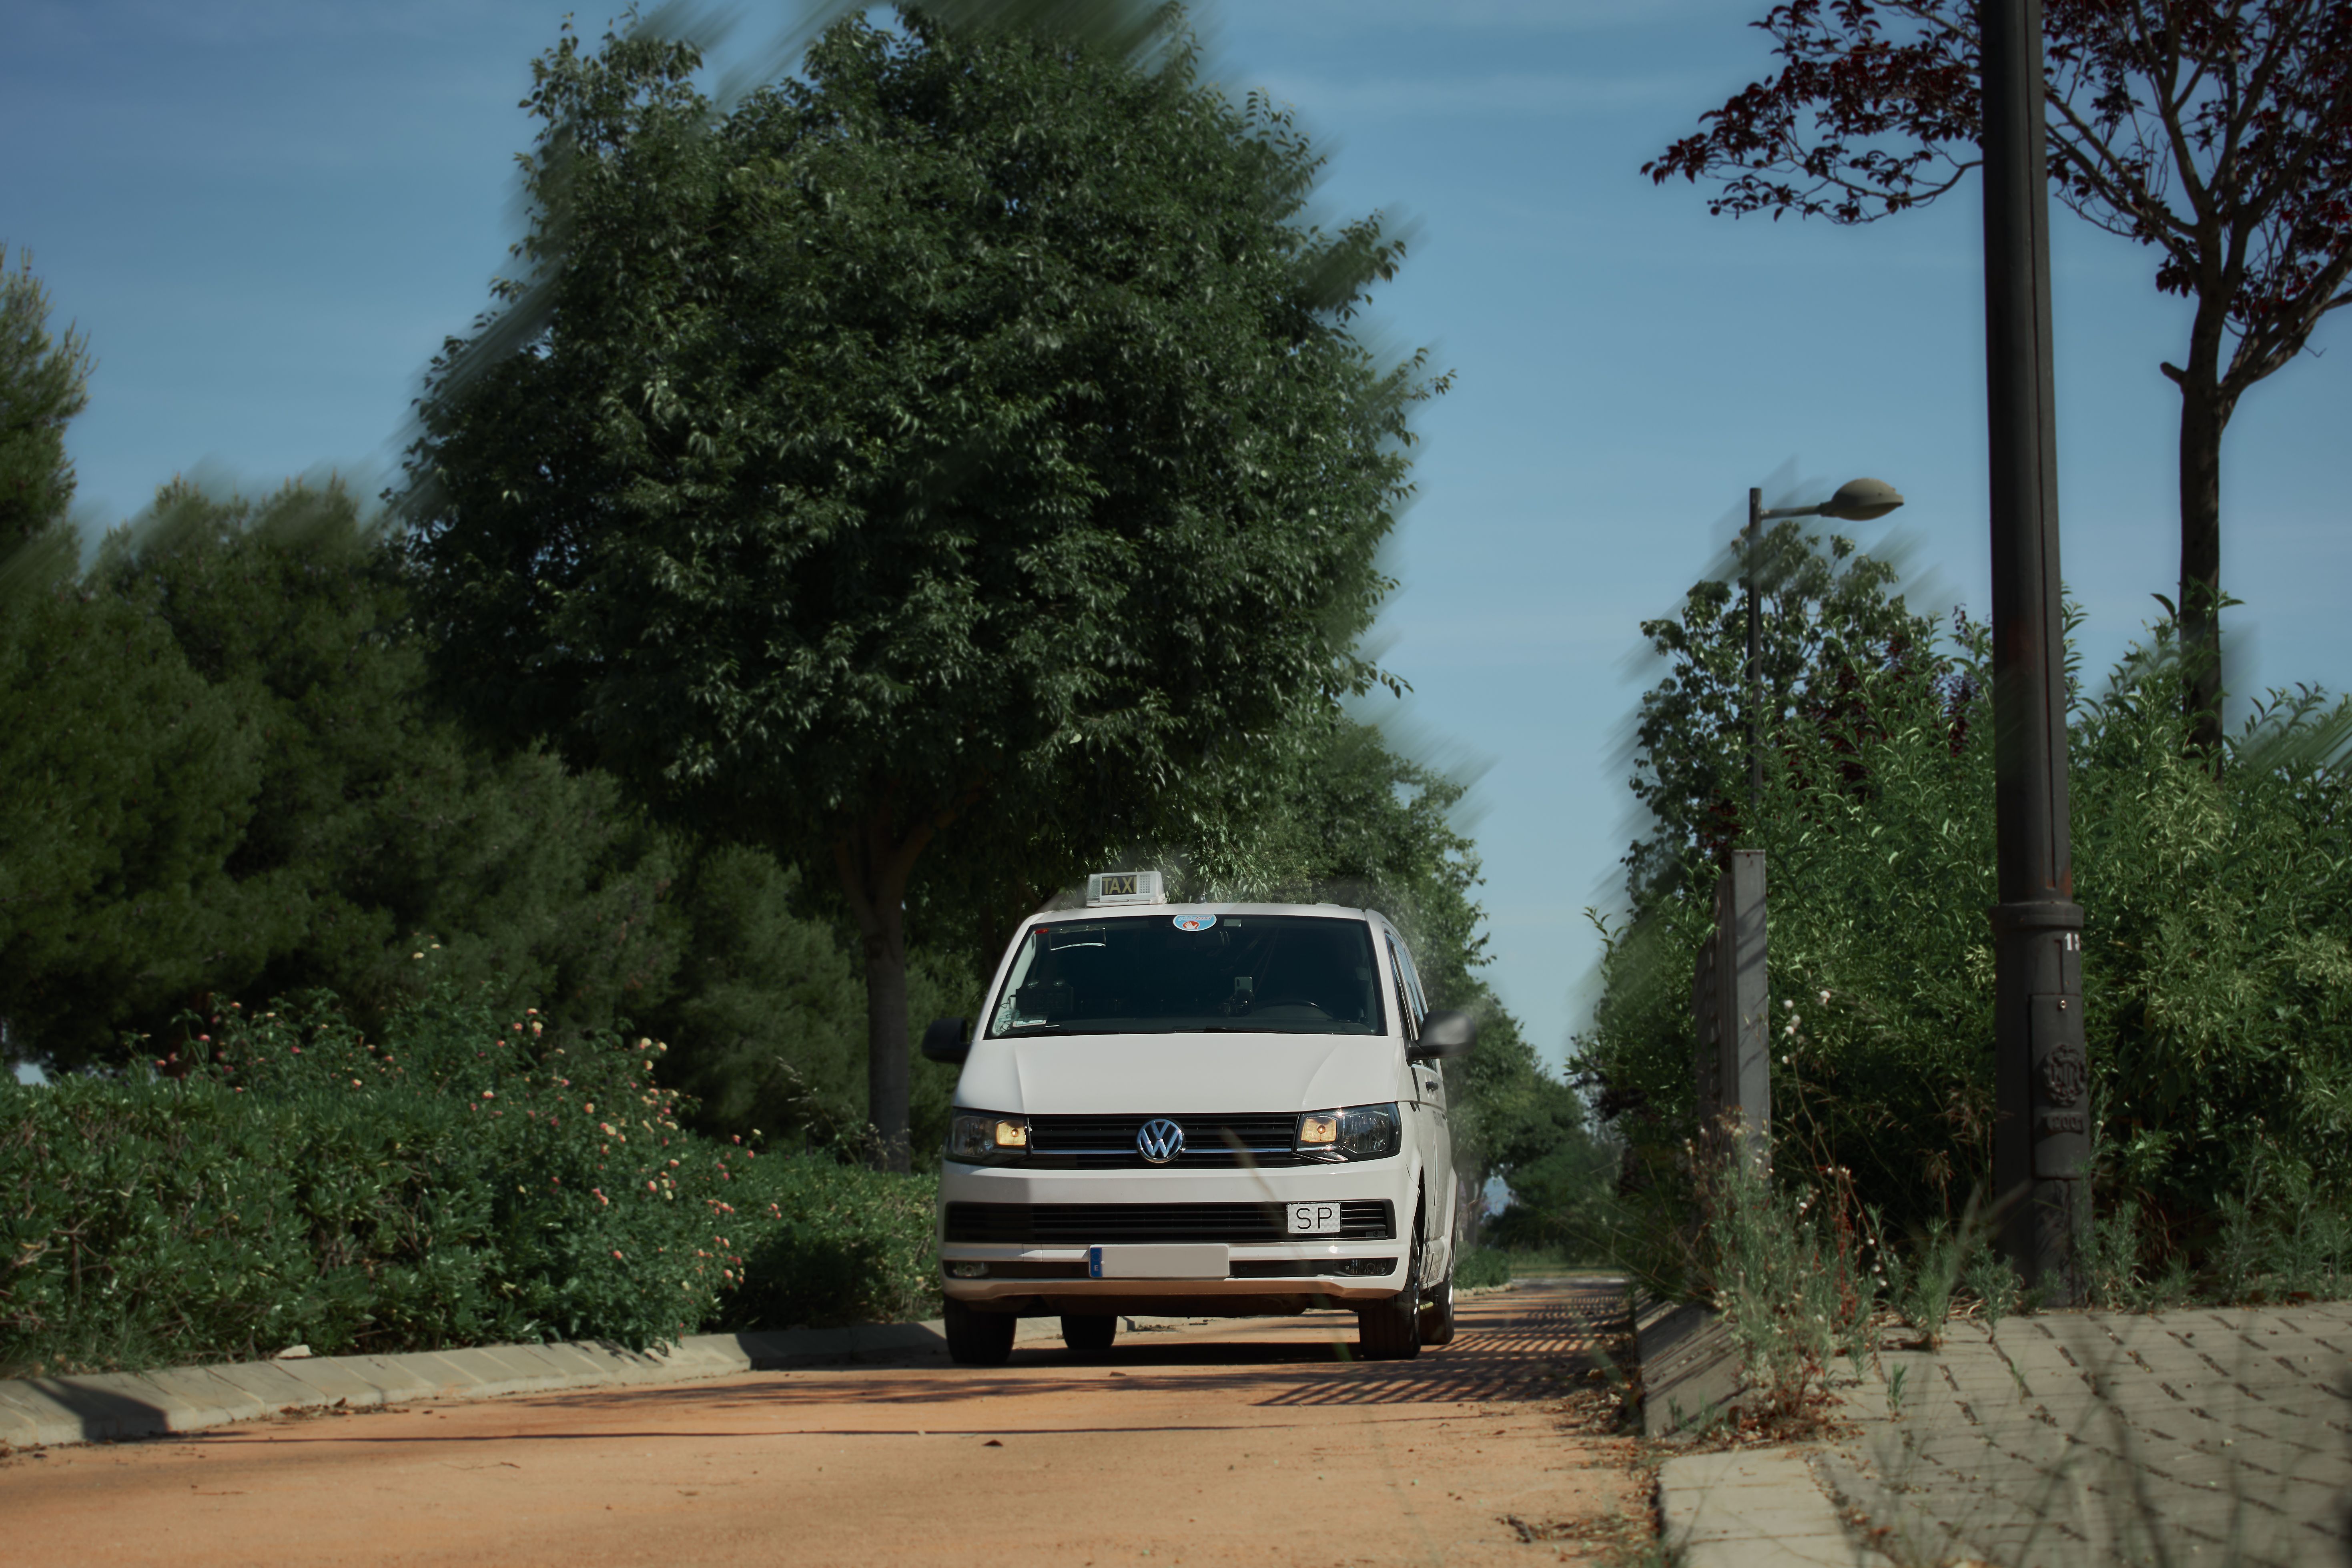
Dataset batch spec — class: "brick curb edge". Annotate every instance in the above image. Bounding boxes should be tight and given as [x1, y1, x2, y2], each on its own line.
[0, 1316, 1065, 1451]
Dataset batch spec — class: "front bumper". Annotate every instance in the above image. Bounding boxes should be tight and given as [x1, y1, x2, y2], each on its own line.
[936, 1159, 1415, 1310]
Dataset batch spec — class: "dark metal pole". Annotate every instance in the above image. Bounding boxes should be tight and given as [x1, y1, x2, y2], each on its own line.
[1982, 0, 2087, 1302]
[1746, 486, 1764, 815]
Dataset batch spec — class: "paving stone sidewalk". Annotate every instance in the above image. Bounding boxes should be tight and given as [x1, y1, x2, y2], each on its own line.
[1817, 1301, 2352, 1566]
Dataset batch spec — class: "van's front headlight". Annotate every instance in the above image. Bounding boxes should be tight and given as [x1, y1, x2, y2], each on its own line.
[1295, 1102, 1401, 1161]
[947, 1111, 1030, 1164]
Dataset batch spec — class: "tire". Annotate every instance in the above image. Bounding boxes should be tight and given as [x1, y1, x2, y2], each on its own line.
[944, 1295, 1018, 1367]
[1419, 1273, 1456, 1347]
[1061, 1313, 1117, 1354]
[1356, 1212, 1425, 1361]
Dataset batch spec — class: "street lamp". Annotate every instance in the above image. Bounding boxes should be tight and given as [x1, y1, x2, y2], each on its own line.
[1742, 478, 1907, 810]
[1981, 0, 2087, 1302]
[1697, 476, 1907, 1174]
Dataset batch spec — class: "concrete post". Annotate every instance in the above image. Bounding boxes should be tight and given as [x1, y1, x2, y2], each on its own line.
[1694, 851, 1770, 1162]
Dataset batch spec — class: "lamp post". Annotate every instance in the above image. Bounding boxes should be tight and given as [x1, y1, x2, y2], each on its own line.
[1742, 477, 1907, 811]
[1696, 477, 1905, 1171]
[1981, 0, 2087, 1303]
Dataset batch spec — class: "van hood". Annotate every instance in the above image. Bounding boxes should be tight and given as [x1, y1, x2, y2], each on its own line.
[956, 1033, 1400, 1115]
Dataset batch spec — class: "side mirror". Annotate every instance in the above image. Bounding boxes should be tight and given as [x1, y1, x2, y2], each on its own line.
[920, 1017, 971, 1065]
[1407, 1009, 1476, 1062]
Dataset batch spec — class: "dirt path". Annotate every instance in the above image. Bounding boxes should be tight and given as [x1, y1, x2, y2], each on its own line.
[0, 1278, 1646, 1567]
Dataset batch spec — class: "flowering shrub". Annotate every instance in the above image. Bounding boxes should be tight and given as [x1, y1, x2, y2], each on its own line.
[0, 985, 937, 1376]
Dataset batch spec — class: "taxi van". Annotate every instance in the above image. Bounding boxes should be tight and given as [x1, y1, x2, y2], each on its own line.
[920, 870, 1476, 1364]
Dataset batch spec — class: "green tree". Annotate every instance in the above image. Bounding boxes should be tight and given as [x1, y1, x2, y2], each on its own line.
[399, 9, 1435, 1167]
[0, 257, 256, 1065]
[72, 481, 699, 1063]
[0, 573, 256, 1061]
[1644, 0, 2352, 752]
[4, 476, 698, 1068]
[0, 249, 88, 547]
[1621, 523, 1946, 899]
[644, 844, 977, 1159]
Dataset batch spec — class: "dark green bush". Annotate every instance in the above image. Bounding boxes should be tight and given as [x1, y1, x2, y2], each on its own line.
[1452, 1246, 1512, 1290]
[0, 981, 937, 1377]
[1578, 524, 2352, 1300]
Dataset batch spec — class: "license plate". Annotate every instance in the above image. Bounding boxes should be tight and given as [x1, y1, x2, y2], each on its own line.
[1087, 1244, 1229, 1279]
[1286, 1201, 1342, 1236]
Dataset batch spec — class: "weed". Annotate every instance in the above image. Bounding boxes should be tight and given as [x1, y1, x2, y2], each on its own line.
[1959, 1248, 2020, 1328]
[1453, 1245, 1513, 1289]
[1696, 1126, 1872, 1436]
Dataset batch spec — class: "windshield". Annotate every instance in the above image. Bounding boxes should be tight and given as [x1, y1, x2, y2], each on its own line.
[987, 914, 1388, 1037]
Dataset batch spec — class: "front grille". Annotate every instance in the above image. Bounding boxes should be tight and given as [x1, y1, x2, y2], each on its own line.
[1022, 1113, 1310, 1169]
[943, 1200, 1394, 1246]
[965, 1260, 1091, 1279]
[1231, 1257, 1397, 1278]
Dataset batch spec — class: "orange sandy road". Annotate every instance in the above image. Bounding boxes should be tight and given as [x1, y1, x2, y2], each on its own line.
[0, 1278, 1642, 1568]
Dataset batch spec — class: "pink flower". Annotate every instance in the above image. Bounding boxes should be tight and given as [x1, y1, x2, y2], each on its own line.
[612, 1250, 624, 1260]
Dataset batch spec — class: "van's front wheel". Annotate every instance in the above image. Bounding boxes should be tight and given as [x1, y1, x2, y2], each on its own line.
[944, 1296, 1017, 1366]
[1420, 1272, 1456, 1346]
[1356, 1219, 1424, 1361]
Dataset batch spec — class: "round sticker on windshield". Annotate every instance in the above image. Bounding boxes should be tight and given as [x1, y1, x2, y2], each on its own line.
[1172, 913, 1218, 933]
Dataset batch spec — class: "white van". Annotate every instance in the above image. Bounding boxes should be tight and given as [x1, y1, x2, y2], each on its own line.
[921, 871, 1476, 1365]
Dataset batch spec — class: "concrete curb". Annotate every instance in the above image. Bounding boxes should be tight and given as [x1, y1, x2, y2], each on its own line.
[0, 1316, 1064, 1452]
[1658, 1448, 1893, 1568]
[1633, 1293, 1740, 1438]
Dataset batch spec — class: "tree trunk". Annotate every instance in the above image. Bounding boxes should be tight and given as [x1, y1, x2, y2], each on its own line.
[2176, 370, 2228, 758]
[833, 806, 932, 1175]
[860, 904, 912, 1173]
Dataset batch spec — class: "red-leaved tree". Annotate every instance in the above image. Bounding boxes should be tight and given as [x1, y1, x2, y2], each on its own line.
[1646, 0, 2352, 752]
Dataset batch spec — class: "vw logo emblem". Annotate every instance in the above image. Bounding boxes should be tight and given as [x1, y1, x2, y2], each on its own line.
[1136, 1118, 1186, 1164]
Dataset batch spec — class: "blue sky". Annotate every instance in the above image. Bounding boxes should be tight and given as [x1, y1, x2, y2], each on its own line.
[6, 0, 2346, 1066]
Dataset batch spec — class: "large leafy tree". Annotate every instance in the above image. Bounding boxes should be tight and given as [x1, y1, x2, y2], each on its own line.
[400, 9, 1434, 1167]
[1645, 0, 2352, 752]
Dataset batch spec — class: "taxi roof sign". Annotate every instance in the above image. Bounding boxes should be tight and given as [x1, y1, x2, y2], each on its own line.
[1086, 870, 1165, 906]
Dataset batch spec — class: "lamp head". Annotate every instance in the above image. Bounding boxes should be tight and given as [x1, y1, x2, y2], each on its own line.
[1818, 477, 1905, 522]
